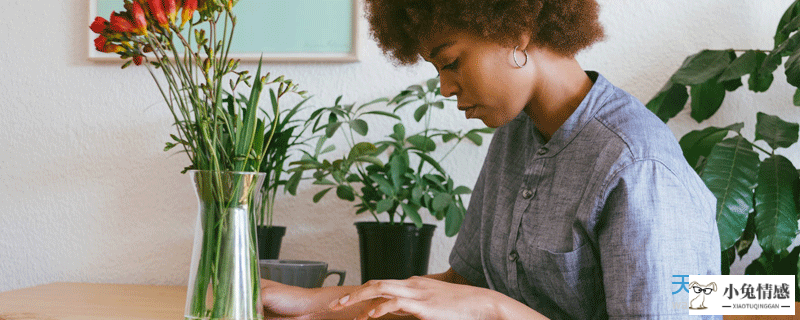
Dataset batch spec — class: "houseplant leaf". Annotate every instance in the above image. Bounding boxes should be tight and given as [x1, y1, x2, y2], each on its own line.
[735, 210, 757, 259]
[336, 185, 356, 201]
[671, 50, 734, 85]
[400, 203, 423, 228]
[408, 135, 436, 152]
[313, 187, 333, 203]
[755, 112, 800, 150]
[784, 49, 800, 87]
[754, 155, 799, 254]
[414, 103, 429, 122]
[701, 136, 760, 250]
[775, 1, 800, 47]
[719, 50, 767, 81]
[350, 119, 369, 136]
[678, 123, 741, 168]
[690, 76, 727, 122]
[464, 132, 483, 145]
[348, 142, 377, 159]
[445, 204, 463, 237]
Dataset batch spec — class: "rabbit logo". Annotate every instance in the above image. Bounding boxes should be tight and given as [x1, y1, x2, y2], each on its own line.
[688, 281, 717, 310]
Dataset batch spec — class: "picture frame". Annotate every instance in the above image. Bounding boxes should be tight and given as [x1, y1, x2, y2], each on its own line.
[88, 0, 360, 62]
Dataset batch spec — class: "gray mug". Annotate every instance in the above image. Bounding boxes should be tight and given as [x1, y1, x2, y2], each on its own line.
[259, 259, 346, 288]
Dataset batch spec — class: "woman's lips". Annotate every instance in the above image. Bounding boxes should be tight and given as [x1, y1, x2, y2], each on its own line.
[461, 106, 477, 119]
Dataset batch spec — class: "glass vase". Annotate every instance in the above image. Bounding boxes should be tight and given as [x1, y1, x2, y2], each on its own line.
[185, 170, 266, 320]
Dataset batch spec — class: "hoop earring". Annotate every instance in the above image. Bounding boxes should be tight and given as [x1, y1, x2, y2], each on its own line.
[513, 46, 528, 68]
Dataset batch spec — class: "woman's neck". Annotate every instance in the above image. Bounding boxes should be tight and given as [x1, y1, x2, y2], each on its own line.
[523, 52, 594, 141]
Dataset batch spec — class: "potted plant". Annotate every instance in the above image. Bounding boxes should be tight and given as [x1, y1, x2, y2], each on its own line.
[253, 92, 311, 259]
[90, 0, 305, 318]
[646, 0, 800, 298]
[291, 78, 494, 283]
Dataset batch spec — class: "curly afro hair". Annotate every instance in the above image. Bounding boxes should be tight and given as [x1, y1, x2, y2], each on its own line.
[364, 0, 604, 65]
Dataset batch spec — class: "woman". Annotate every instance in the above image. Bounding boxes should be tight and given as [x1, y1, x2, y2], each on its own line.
[261, 0, 721, 319]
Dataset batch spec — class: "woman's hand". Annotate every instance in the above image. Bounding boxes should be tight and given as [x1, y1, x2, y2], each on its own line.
[328, 276, 500, 320]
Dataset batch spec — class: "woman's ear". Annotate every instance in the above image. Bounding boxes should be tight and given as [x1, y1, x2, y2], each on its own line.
[518, 32, 532, 53]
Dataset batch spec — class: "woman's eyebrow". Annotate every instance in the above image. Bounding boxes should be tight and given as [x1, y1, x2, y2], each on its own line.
[429, 41, 455, 60]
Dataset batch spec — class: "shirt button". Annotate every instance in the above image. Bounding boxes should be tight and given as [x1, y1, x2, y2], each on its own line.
[521, 189, 533, 199]
[508, 251, 519, 261]
[537, 147, 548, 155]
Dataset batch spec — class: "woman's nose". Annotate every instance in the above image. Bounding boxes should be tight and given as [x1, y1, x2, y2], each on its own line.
[439, 74, 458, 97]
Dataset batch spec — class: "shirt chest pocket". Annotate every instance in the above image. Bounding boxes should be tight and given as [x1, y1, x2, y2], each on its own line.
[521, 242, 605, 319]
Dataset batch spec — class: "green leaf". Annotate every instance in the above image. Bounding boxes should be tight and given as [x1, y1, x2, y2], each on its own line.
[785, 50, 800, 87]
[349, 119, 369, 136]
[721, 246, 736, 275]
[391, 123, 405, 141]
[389, 153, 409, 191]
[432, 193, 452, 212]
[689, 76, 727, 123]
[701, 136, 760, 250]
[416, 152, 446, 175]
[325, 122, 343, 138]
[444, 204, 463, 237]
[408, 135, 436, 152]
[286, 171, 302, 195]
[720, 50, 767, 81]
[313, 187, 332, 203]
[721, 78, 743, 92]
[355, 156, 384, 167]
[671, 50, 734, 85]
[355, 97, 390, 113]
[776, 1, 800, 47]
[678, 124, 740, 169]
[336, 185, 355, 201]
[646, 80, 689, 122]
[414, 104, 429, 122]
[464, 132, 483, 145]
[412, 185, 423, 202]
[442, 133, 458, 143]
[426, 78, 439, 92]
[371, 174, 395, 196]
[755, 112, 800, 150]
[735, 210, 757, 258]
[376, 198, 394, 213]
[749, 71, 775, 93]
[754, 155, 799, 254]
[400, 203, 423, 228]
[361, 110, 402, 120]
[454, 186, 471, 194]
[794, 88, 800, 106]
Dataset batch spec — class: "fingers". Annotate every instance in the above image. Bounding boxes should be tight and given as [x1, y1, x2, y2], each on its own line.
[328, 279, 416, 311]
[356, 298, 418, 320]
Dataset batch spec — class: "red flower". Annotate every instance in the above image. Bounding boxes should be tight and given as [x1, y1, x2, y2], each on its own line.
[131, 1, 148, 34]
[164, 0, 177, 24]
[146, 0, 170, 28]
[110, 12, 136, 33]
[94, 35, 123, 53]
[180, 0, 197, 28]
[90, 17, 108, 34]
[133, 55, 144, 66]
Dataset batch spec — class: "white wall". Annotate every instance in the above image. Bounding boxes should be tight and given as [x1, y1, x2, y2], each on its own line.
[1, 0, 797, 292]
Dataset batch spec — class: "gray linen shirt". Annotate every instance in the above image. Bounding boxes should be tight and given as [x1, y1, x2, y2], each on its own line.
[449, 72, 721, 319]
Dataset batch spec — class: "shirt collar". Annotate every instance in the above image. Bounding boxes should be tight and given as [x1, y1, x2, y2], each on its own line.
[527, 71, 615, 155]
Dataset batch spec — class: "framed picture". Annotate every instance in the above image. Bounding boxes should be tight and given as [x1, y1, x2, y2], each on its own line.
[88, 0, 360, 62]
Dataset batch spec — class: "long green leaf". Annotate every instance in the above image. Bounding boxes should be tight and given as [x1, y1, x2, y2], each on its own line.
[754, 155, 799, 254]
[400, 203, 423, 228]
[719, 50, 767, 81]
[415, 152, 446, 175]
[701, 136, 760, 250]
[233, 59, 264, 171]
[408, 135, 436, 152]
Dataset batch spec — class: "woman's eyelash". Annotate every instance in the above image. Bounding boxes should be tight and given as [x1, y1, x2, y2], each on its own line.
[442, 59, 459, 70]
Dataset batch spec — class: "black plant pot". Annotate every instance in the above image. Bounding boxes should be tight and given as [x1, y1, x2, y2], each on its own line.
[257, 225, 286, 260]
[355, 222, 436, 283]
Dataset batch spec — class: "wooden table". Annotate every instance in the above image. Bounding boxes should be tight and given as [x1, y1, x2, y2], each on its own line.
[0, 282, 796, 319]
[0, 282, 185, 320]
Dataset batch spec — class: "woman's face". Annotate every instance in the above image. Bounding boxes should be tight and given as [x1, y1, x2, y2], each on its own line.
[421, 30, 536, 128]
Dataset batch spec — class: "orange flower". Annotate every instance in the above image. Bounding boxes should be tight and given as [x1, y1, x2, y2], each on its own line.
[180, 0, 197, 28]
[110, 12, 136, 34]
[90, 17, 108, 34]
[131, 1, 148, 34]
[164, 0, 177, 24]
[146, 0, 170, 28]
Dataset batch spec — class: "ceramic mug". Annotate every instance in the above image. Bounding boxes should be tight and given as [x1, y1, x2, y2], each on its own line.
[259, 259, 346, 288]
